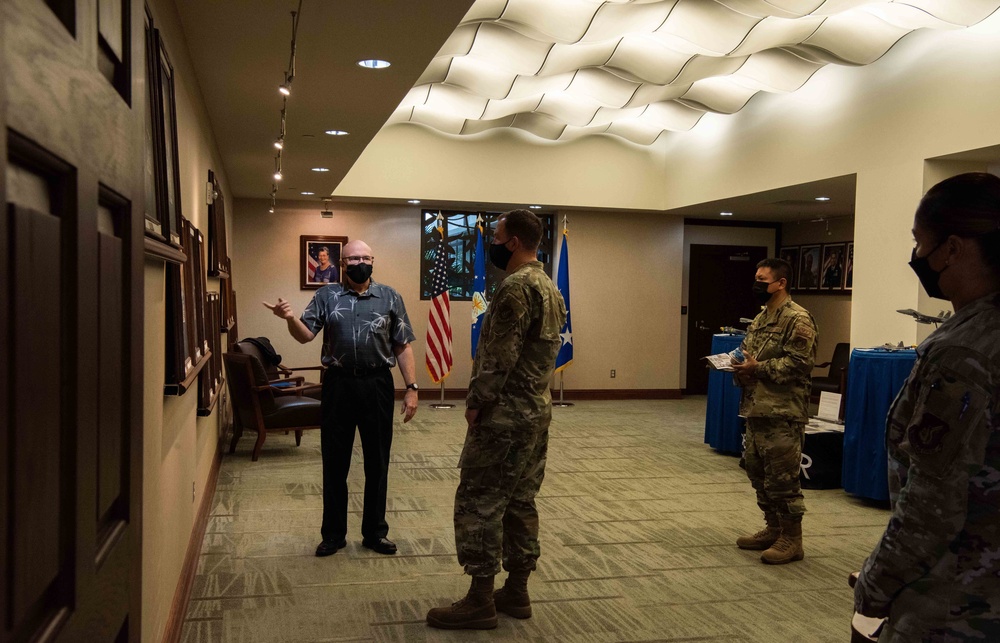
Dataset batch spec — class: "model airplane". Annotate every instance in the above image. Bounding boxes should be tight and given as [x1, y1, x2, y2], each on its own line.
[896, 309, 952, 325]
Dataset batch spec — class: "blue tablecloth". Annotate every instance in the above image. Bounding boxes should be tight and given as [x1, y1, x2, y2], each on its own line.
[704, 334, 745, 454]
[842, 348, 917, 501]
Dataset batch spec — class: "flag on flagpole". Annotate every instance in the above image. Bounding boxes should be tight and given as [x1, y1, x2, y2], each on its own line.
[426, 214, 453, 383]
[554, 219, 573, 372]
[470, 214, 488, 358]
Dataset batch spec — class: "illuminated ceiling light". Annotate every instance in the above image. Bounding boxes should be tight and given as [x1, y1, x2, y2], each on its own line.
[529, 205, 542, 209]
[268, 205, 275, 213]
[720, 212, 733, 217]
[357, 59, 391, 69]
[311, 167, 330, 172]
[386, 2, 1000, 146]
[273, 170, 283, 181]
[815, 196, 831, 201]
[324, 129, 349, 136]
[278, 82, 291, 97]
[407, 199, 420, 204]
[274, 137, 284, 150]
[301, 191, 315, 195]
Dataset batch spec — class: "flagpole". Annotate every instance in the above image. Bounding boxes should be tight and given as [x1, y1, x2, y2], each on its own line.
[552, 371, 574, 407]
[430, 380, 454, 410]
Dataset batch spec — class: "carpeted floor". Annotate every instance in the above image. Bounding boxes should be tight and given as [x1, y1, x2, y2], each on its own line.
[181, 398, 889, 642]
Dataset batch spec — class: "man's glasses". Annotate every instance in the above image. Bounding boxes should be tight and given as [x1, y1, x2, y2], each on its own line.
[344, 255, 374, 265]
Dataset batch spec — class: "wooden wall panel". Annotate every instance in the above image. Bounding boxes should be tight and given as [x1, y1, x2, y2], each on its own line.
[9, 205, 70, 634]
[98, 231, 124, 526]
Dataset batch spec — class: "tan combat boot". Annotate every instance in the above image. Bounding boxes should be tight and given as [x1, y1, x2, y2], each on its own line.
[494, 570, 532, 619]
[761, 518, 804, 564]
[426, 575, 498, 630]
[736, 513, 780, 550]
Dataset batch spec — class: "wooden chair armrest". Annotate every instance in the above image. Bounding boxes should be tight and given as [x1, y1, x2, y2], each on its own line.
[281, 365, 325, 372]
[269, 376, 305, 386]
[816, 361, 832, 368]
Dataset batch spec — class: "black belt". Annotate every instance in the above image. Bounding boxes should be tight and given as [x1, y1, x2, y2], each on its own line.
[328, 365, 391, 378]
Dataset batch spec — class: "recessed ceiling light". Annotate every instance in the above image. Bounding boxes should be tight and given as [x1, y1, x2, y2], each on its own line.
[815, 196, 831, 201]
[311, 167, 330, 172]
[720, 212, 733, 216]
[301, 191, 315, 196]
[529, 205, 542, 209]
[357, 59, 391, 69]
[324, 129, 349, 136]
[407, 199, 420, 204]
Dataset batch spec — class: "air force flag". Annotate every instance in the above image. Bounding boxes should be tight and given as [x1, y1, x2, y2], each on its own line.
[555, 226, 573, 372]
[471, 215, 487, 358]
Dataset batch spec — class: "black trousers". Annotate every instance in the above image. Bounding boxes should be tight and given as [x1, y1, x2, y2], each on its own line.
[320, 368, 394, 541]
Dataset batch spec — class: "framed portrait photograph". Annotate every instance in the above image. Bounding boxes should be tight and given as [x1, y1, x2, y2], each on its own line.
[779, 246, 800, 290]
[798, 245, 821, 291]
[301, 235, 347, 289]
[820, 243, 847, 290]
[845, 242, 854, 290]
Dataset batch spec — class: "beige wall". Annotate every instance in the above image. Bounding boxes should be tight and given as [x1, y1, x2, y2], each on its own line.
[233, 202, 684, 392]
[143, 0, 233, 641]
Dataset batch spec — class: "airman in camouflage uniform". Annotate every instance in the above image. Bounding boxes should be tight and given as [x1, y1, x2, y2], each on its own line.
[428, 209, 566, 630]
[854, 172, 1000, 641]
[732, 258, 818, 565]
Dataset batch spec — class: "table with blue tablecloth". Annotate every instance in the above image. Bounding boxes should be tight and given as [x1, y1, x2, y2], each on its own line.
[842, 348, 917, 502]
[704, 333, 745, 454]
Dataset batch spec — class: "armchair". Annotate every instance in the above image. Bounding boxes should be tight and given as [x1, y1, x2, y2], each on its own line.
[233, 337, 323, 399]
[224, 352, 322, 461]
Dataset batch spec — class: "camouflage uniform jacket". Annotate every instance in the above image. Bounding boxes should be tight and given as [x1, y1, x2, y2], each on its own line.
[855, 291, 1000, 641]
[465, 261, 566, 436]
[738, 297, 818, 421]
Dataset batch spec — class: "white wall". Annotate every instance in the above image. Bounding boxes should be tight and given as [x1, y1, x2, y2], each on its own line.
[337, 15, 1000, 352]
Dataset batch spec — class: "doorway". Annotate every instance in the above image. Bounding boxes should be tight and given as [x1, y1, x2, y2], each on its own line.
[685, 244, 768, 394]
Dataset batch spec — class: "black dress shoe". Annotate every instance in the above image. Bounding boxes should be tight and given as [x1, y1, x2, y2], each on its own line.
[361, 537, 397, 555]
[315, 538, 347, 557]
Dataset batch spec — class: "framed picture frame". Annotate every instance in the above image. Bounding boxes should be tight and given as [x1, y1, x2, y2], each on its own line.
[820, 243, 847, 290]
[798, 245, 821, 291]
[157, 34, 183, 247]
[207, 169, 230, 277]
[142, 10, 165, 242]
[301, 235, 347, 289]
[779, 246, 800, 290]
[845, 242, 854, 291]
[165, 217, 211, 395]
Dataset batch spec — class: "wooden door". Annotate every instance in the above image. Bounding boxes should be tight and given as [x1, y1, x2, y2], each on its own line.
[2, 1, 144, 641]
[686, 244, 767, 394]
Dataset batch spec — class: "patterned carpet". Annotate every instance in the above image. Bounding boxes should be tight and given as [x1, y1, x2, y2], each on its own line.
[181, 398, 889, 642]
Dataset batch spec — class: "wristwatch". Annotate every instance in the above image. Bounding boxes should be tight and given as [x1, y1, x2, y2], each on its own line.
[405, 383, 419, 391]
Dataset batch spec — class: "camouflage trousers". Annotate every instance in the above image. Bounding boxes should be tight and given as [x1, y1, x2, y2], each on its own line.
[454, 423, 549, 577]
[744, 417, 806, 519]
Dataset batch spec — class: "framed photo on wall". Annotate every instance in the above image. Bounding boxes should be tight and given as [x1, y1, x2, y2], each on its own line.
[779, 246, 800, 290]
[798, 245, 821, 291]
[820, 243, 847, 290]
[301, 235, 347, 289]
[845, 242, 854, 291]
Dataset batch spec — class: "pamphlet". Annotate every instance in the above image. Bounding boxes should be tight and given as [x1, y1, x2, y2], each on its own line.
[704, 353, 736, 371]
[816, 392, 843, 423]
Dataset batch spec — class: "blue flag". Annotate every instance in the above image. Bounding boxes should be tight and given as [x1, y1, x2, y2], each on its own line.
[470, 216, 487, 358]
[555, 228, 573, 372]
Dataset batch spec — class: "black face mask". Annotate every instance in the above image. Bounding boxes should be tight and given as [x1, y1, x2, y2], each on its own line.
[908, 243, 948, 300]
[752, 280, 774, 305]
[345, 262, 373, 285]
[489, 240, 515, 271]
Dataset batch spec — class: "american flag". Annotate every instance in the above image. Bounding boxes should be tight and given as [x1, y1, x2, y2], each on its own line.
[425, 216, 453, 383]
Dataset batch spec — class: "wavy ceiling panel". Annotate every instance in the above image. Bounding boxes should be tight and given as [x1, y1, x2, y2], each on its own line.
[392, 0, 1000, 145]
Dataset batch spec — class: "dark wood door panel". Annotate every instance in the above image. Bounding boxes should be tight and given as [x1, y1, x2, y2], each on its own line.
[3, 0, 144, 641]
